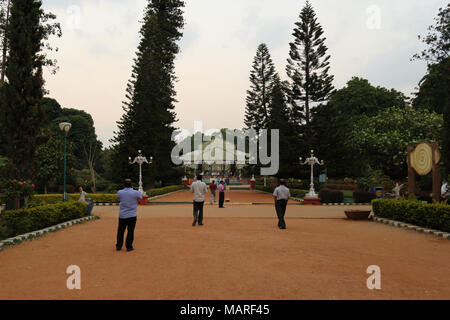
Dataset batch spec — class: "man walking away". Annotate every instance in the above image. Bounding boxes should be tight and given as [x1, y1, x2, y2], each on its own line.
[116, 179, 143, 252]
[209, 180, 217, 204]
[191, 175, 208, 226]
[218, 180, 226, 208]
[273, 179, 290, 230]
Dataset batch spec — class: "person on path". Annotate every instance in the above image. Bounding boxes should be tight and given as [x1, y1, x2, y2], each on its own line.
[191, 175, 208, 226]
[78, 186, 94, 215]
[116, 179, 143, 252]
[218, 180, 226, 208]
[273, 179, 290, 230]
[209, 180, 217, 205]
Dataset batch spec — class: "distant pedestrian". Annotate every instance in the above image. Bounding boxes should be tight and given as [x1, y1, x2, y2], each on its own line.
[209, 180, 217, 204]
[273, 179, 290, 230]
[191, 175, 208, 226]
[116, 179, 143, 252]
[218, 180, 226, 208]
[78, 186, 94, 215]
[442, 180, 450, 200]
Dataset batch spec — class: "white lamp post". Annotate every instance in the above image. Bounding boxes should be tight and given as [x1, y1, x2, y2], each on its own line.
[300, 150, 324, 198]
[129, 150, 152, 195]
[59, 122, 72, 202]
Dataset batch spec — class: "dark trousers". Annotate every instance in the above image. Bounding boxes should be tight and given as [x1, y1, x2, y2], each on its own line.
[219, 192, 225, 208]
[193, 201, 204, 224]
[116, 217, 137, 249]
[275, 199, 288, 228]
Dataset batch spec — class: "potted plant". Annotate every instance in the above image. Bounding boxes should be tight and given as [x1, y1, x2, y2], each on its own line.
[344, 210, 372, 220]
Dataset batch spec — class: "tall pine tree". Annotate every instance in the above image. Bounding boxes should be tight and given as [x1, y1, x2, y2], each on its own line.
[245, 43, 277, 132]
[111, 0, 185, 186]
[0, 0, 60, 179]
[286, 0, 334, 126]
[266, 74, 298, 177]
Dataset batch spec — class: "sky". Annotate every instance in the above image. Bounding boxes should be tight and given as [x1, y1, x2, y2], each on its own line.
[41, 0, 447, 147]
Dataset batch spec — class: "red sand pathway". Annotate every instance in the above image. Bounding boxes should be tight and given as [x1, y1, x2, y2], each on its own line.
[0, 190, 449, 300]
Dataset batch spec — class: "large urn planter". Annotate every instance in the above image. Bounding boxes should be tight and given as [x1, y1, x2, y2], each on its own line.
[345, 210, 372, 221]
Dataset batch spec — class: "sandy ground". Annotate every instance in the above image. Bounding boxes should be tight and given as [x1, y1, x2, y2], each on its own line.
[0, 190, 449, 300]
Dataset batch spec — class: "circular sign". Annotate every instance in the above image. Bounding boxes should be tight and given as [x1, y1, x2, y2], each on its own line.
[410, 143, 435, 176]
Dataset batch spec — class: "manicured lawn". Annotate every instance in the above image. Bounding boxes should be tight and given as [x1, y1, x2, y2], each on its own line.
[343, 190, 354, 198]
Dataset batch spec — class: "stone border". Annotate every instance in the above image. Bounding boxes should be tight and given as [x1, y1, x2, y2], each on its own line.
[0, 215, 100, 251]
[373, 216, 450, 240]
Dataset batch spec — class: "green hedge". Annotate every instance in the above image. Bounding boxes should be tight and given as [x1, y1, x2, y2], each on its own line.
[30, 185, 187, 206]
[319, 188, 344, 204]
[145, 185, 187, 197]
[0, 201, 88, 240]
[372, 199, 450, 233]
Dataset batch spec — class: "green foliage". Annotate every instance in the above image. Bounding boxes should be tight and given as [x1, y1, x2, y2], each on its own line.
[145, 185, 186, 198]
[245, 43, 277, 131]
[28, 194, 69, 207]
[0, 0, 61, 180]
[286, 0, 334, 125]
[356, 168, 392, 192]
[310, 77, 409, 178]
[0, 201, 87, 240]
[111, 1, 185, 186]
[29, 185, 186, 205]
[348, 106, 443, 178]
[413, 4, 449, 63]
[319, 188, 344, 204]
[373, 199, 450, 233]
[0, 179, 35, 203]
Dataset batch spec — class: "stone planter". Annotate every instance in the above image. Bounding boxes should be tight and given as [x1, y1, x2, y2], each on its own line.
[345, 210, 372, 220]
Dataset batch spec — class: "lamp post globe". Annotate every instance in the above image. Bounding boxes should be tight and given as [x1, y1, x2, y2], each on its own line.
[59, 122, 72, 202]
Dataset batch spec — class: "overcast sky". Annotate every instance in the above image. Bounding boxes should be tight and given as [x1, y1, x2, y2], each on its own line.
[41, 0, 447, 147]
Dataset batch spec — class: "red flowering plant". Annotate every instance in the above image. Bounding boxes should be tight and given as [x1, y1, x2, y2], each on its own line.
[0, 179, 35, 203]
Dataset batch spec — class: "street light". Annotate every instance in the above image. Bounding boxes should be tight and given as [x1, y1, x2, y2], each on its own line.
[300, 150, 324, 198]
[129, 150, 152, 195]
[59, 122, 72, 202]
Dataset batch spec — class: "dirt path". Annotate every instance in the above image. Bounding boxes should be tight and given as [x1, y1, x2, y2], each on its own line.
[0, 190, 449, 300]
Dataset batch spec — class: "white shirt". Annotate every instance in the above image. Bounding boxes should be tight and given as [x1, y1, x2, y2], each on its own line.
[273, 185, 290, 200]
[191, 180, 208, 202]
[78, 191, 88, 204]
[442, 183, 448, 195]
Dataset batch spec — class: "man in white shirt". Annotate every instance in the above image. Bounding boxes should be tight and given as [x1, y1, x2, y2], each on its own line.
[273, 179, 290, 230]
[441, 180, 449, 200]
[190, 175, 208, 227]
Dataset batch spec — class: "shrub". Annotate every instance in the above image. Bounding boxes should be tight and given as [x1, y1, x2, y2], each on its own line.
[30, 185, 186, 205]
[0, 201, 87, 240]
[291, 189, 309, 199]
[146, 185, 186, 197]
[372, 199, 450, 233]
[106, 184, 120, 194]
[28, 194, 70, 207]
[353, 190, 376, 204]
[319, 188, 344, 203]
